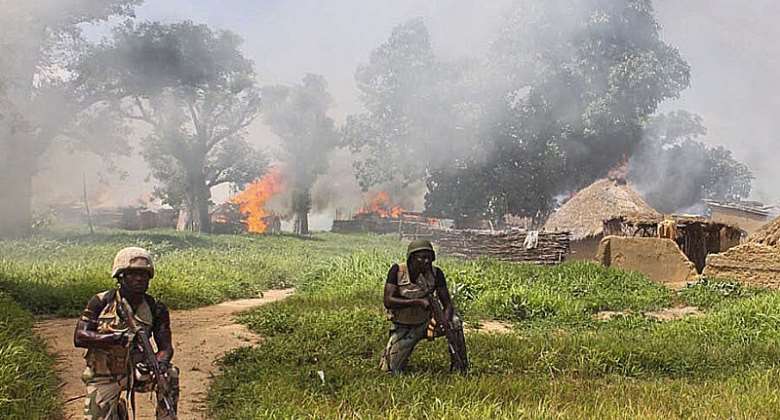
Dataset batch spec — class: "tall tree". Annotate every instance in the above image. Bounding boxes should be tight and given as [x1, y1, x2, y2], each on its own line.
[490, 0, 690, 190]
[427, 0, 691, 222]
[80, 21, 267, 233]
[0, 0, 139, 237]
[342, 19, 477, 190]
[261, 74, 338, 235]
[629, 110, 753, 212]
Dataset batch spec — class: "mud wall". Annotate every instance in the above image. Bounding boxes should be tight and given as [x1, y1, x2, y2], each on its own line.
[568, 237, 601, 261]
[596, 236, 698, 286]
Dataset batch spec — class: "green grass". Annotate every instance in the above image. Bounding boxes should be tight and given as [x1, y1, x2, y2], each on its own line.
[211, 251, 780, 419]
[0, 227, 398, 316]
[0, 227, 401, 420]
[5, 227, 780, 419]
[0, 292, 61, 419]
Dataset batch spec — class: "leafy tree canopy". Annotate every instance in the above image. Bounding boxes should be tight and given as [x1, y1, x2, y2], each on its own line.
[629, 110, 753, 212]
[80, 20, 266, 232]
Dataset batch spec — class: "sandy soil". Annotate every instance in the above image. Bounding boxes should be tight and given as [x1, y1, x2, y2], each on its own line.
[34, 288, 294, 420]
[467, 320, 514, 334]
[595, 306, 702, 322]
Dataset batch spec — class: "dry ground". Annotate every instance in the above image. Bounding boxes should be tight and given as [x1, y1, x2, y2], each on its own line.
[34, 288, 294, 420]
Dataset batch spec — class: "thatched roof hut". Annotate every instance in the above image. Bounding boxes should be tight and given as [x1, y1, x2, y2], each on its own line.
[543, 178, 661, 241]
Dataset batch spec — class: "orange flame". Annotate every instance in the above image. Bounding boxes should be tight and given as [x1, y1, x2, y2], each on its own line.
[356, 191, 404, 218]
[231, 167, 284, 233]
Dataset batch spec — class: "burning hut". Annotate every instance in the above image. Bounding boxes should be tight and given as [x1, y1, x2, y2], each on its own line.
[210, 202, 246, 234]
[704, 216, 780, 288]
[230, 168, 285, 234]
[331, 192, 445, 235]
[543, 178, 662, 260]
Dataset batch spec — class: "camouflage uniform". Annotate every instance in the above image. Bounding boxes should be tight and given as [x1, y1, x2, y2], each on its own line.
[80, 289, 179, 420]
[79, 248, 179, 420]
[379, 261, 464, 374]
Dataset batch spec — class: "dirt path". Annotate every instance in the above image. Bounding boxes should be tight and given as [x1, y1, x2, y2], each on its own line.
[34, 288, 294, 420]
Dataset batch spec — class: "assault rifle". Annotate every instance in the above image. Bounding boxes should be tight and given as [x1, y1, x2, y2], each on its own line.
[117, 298, 177, 419]
[427, 294, 469, 374]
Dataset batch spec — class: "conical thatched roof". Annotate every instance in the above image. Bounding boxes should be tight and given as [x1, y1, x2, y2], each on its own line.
[543, 179, 662, 241]
[749, 216, 780, 246]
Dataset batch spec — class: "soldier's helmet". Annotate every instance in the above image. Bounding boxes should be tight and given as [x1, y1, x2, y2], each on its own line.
[111, 247, 155, 279]
[406, 239, 435, 261]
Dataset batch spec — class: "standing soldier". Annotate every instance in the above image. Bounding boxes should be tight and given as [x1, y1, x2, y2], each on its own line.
[74, 247, 179, 420]
[380, 239, 468, 374]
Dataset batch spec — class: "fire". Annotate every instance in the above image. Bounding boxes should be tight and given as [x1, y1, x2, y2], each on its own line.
[356, 191, 404, 218]
[231, 167, 284, 233]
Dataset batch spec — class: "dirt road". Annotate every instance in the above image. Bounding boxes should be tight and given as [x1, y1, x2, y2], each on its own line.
[34, 288, 294, 420]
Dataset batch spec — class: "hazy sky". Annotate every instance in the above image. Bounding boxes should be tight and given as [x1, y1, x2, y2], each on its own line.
[655, 0, 780, 203]
[58, 0, 778, 215]
[129, 0, 778, 201]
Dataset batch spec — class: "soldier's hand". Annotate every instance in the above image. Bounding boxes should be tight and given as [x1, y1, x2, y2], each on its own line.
[112, 331, 131, 347]
[157, 359, 172, 374]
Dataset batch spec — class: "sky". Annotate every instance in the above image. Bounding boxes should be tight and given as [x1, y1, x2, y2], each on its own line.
[39, 0, 779, 225]
[654, 0, 780, 203]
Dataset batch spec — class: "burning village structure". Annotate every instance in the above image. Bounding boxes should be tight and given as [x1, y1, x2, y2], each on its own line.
[331, 192, 447, 236]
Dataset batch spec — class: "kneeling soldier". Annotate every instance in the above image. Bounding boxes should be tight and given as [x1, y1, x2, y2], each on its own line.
[74, 247, 179, 420]
[380, 240, 468, 374]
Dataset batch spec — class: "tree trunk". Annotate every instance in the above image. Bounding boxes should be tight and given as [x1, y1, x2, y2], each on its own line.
[187, 174, 212, 234]
[292, 188, 311, 236]
[0, 133, 34, 238]
[176, 207, 193, 231]
[294, 211, 309, 236]
[0, 165, 33, 238]
[195, 192, 211, 233]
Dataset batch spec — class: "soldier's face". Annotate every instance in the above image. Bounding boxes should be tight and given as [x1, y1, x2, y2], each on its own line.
[411, 250, 434, 273]
[121, 269, 150, 296]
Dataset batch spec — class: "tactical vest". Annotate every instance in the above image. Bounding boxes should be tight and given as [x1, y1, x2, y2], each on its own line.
[85, 290, 154, 376]
[388, 263, 437, 325]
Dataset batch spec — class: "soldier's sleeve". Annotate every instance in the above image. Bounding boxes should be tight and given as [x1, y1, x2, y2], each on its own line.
[152, 302, 172, 339]
[79, 293, 106, 326]
[386, 264, 400, 285]
[434, 268, 448, 289]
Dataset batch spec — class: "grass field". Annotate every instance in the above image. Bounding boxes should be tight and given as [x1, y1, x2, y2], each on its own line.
[2, 227, 779, 419]
[210, 252, 780, 419]
[0, 227, 398, 316]
[0, 227, 397, 419]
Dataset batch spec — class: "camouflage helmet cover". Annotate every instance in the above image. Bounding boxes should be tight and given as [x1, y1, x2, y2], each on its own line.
[111, 247, 155, 279]
[406, 239, 435, 260]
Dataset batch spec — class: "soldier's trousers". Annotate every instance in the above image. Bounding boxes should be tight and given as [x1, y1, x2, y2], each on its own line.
[379, 315, 463, 374]
[83, 366, 179, 420]
[379, 322, 428, 374]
